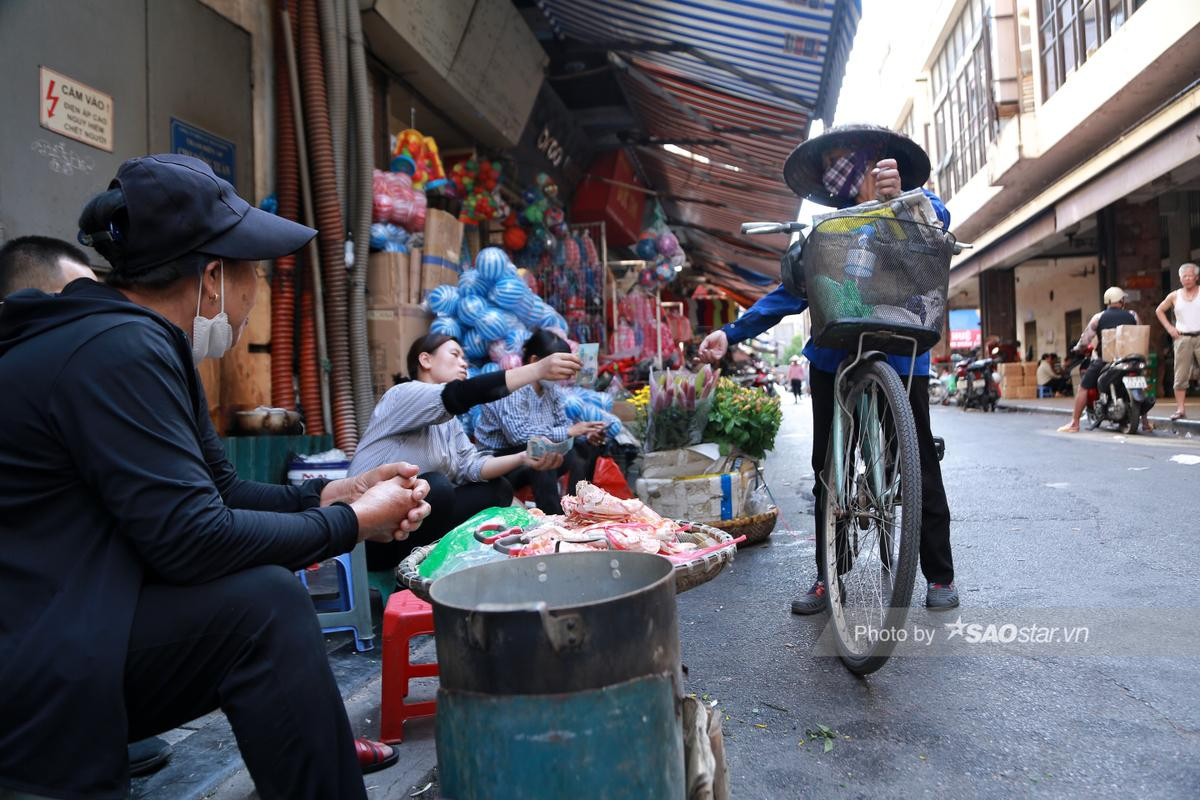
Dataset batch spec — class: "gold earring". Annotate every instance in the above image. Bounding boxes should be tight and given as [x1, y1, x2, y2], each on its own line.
[210, 293, 219, 302]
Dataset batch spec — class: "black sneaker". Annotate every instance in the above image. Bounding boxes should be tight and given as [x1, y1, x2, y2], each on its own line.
[925, 582, 960, 610]
[128, 736, 172, 777]
[790, 580, 828, 616]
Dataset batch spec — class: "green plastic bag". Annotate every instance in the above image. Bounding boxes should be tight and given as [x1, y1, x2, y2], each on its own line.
[417, 505, 538, 579]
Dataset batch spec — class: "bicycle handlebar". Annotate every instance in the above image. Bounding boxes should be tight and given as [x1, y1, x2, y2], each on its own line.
[740, 221, 808, 236]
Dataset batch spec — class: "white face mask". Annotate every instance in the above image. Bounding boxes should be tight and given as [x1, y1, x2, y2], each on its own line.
[192, 261, 233, 362]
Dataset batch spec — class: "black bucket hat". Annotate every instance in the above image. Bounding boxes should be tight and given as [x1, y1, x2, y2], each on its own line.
[81, 154, 315, 274]
[782, 124, 931, 208]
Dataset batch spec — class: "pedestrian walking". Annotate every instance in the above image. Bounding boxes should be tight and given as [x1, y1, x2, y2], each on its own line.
[786, 355, 806, 403]
[1155, 262, 1200, 420]
[698, 124, 958, 613]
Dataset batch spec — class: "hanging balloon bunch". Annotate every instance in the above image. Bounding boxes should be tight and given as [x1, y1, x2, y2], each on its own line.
[508, 172, 565, 260]
[424, 246, 569, 373]
[448, 157, 510, 225]
[634, 227, 686, 288]
[372, 169, 426, 229]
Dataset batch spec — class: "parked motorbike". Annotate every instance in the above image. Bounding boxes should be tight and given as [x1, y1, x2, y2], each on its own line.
[928, 367, 949, 404]
[1084, 354, 1155, 434]
[956, 353, 999, 412]
[735, 368, 777, 396]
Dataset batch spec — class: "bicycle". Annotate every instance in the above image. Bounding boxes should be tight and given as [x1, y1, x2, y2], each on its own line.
[743, 200, 963, 674]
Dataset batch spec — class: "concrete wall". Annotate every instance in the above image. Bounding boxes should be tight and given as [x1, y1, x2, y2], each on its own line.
[197, 0, 275, 201]
[1013, 257, 1098, 356]
[0, 0, 255, 248]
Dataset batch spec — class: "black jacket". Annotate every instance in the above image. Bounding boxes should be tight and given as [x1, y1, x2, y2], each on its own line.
[0, 280, 358, 799]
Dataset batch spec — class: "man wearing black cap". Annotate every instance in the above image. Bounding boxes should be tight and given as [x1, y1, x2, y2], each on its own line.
[0, 155, 431, 800]
[699, 125, 959, 615]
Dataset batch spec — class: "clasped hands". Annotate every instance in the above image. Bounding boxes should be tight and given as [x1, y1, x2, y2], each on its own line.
[321, 463, 432, 544]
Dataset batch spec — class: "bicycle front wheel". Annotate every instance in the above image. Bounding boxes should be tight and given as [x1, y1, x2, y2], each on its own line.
[822, 360, 922, 675]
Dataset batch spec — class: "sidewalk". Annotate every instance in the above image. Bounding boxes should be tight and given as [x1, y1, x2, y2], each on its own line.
[997, 394, 1200, 434]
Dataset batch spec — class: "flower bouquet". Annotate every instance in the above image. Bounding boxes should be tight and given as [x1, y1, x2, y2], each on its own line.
[644, 365, 718, 452]
[704, 378, 783, 459]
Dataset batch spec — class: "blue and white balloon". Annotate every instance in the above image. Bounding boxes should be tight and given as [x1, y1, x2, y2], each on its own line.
[457, 269, 485, 297]
[425, 284, 460, 317]
[475, 309, 509, 342]
[516, 293, 543, 325]
[457, 295, 489, 327]
[430, 315, 462, 339]
[504, 325, 531, 352]
[474, 246, 511, 288]
[489, 278, 529, 309]
[462, 327, 488, 361]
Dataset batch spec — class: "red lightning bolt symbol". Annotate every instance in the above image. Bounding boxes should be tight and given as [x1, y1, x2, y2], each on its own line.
[45, 79, 59, 118]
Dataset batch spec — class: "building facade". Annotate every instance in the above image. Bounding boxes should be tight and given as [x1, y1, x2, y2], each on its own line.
[880, 0, 1199, 394]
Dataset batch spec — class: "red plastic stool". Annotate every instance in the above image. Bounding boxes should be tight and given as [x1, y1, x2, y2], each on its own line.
[380, 590, 438, 743]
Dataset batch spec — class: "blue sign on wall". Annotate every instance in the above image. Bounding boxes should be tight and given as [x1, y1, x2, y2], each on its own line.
[170, 118, 236, 186]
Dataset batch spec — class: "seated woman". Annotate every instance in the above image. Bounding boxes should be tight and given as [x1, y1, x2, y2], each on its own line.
[349, 333, 579, 570]
[474, 329, 607, 514]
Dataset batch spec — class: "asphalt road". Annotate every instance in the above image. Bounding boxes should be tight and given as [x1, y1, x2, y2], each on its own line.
[677, 395, 1200, 799]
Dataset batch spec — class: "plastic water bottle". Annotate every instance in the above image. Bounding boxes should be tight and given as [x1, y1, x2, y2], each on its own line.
[844, 224, 876, 281]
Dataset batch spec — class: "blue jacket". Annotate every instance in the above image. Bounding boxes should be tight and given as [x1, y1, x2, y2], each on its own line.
[723, 189, 950, 376]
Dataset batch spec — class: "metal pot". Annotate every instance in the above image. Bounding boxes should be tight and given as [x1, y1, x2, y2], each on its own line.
[234, 406, 302, 436]
[430, 551, 680, 696]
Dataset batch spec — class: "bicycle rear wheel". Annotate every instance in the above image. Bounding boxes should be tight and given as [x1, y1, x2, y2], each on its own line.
[821, 360, 922, 675]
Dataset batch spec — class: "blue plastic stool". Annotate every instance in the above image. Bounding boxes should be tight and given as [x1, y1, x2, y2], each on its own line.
[296, 543, 375, 652]
[1037, 385, 1052, 398]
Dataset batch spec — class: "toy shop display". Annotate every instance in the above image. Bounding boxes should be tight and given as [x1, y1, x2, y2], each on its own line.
[424, 246, 566, 375]
[446, 156, 510, 225]
[391, 128, 448, 191]
[370, 169, 427, 249]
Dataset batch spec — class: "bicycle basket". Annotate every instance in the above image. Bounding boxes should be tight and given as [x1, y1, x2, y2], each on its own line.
[802, 215, 954, 355]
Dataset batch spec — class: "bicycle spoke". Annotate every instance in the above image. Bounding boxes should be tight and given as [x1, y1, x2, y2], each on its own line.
[823, 363, 922, 670]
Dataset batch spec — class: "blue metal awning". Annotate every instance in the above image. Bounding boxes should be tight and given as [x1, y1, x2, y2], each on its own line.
[536, 0, 860, 119]
[536, 0, 861, 299]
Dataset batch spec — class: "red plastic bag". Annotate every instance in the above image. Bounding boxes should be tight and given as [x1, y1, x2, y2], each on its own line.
[592, 456, 633, 499]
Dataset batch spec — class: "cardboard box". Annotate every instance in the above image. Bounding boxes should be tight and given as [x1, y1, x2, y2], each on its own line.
[1001, 373, 1026, 388]
[421, 263, 459, 301]
[998, 362, 1023, 378]
[1114, 324, 1150, 360]
[635, 466, 754, 522]
[612, 400, 637, 423]
[408, 248, 422, 305]
[367, 304, 433, 398]
[367, 251, 410, 310]
[1010, 386, 1037, 400]
[423, 209, 464, 272]
[1101, 329, 1116, 361]
[1022, 362, 1040, 382]
[640, 443, 727, 479]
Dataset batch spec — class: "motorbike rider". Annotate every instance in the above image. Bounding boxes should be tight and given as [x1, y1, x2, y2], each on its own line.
[1058, 287, 1150, 432]
[698, 124, 958, 613]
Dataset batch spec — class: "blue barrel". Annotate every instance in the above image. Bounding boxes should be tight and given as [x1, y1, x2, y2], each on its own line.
[430, 552, 684, 800]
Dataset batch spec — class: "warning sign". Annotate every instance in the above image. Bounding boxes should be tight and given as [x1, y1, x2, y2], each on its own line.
[39, 66, 114, 152]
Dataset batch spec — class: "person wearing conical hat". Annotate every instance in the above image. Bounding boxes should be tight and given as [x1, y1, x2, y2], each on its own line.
[699, 124, 959, 613]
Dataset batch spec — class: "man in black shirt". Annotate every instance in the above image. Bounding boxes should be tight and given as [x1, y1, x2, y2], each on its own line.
[0, 155, 431, 800]
[1058, 286, 1138, 433]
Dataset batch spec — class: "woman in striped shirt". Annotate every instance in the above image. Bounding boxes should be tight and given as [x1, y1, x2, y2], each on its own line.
[475, 330, 607, 514]
[349, 333, 579, 569]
